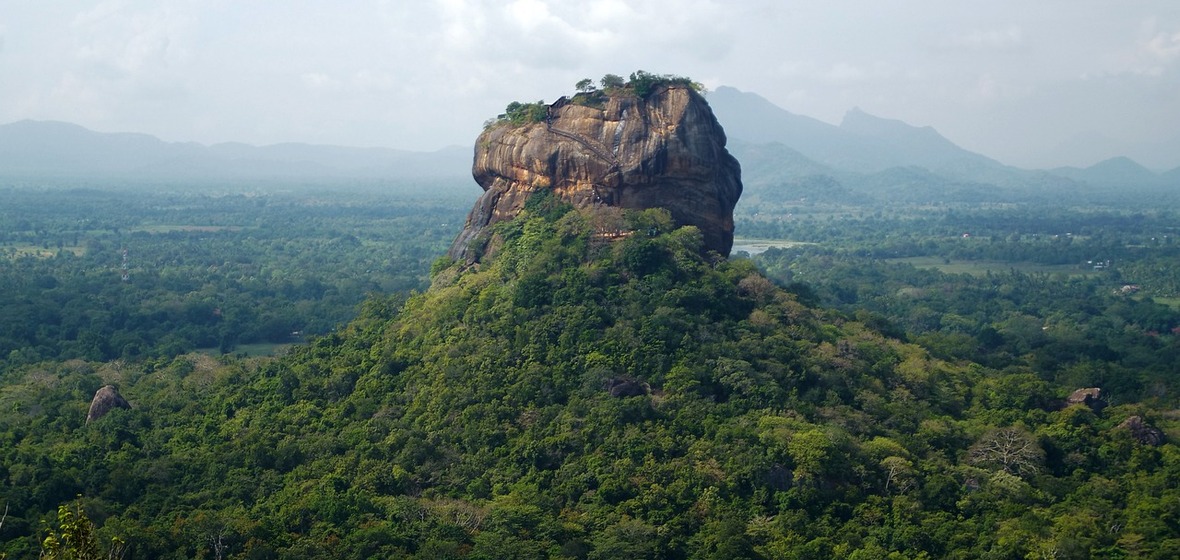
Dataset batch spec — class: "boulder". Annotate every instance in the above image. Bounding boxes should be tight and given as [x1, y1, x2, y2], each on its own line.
[1065, 387, 1106, 411]
[449, 85, 742, 262]
[1118, 415, 1165, 446]
[86, 384, 131, 422]
[605, 377, 650, 398]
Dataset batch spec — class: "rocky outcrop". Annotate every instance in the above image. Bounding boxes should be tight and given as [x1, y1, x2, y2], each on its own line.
[449, 85, 742, 262]
[605, 377, 650, 398]
[1118, 415, 1165, 446]
[1065, 387, 1106, 411]
[87, 385, 131, 422]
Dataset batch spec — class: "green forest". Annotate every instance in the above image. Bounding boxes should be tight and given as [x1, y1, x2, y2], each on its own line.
[2, 181, 1180, 558]
[0, 185, 466, 366]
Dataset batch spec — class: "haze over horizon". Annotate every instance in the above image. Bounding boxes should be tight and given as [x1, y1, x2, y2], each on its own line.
[2, 1, 1178, 170]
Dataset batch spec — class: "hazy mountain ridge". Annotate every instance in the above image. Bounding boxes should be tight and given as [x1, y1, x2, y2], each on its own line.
[708, 86, 1178, 198]
[708, 86, 1008, 176]
[837, 106, 1008, 177]
[0, 119, 472, 184]
[1050, 156, 1170, 188]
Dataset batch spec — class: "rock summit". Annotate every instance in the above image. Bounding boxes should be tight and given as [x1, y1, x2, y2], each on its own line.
[449, 82, 742, 262]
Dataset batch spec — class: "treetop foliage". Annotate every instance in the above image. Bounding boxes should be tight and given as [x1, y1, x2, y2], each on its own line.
[498, 100, 548, 126]
[489, 70, 704, 128]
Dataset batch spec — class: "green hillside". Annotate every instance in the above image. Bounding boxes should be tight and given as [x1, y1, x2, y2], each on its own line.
[3, 194, 1178, 558]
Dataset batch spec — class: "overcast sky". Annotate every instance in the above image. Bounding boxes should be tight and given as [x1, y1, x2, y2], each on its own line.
[2, 1, 1178, 169]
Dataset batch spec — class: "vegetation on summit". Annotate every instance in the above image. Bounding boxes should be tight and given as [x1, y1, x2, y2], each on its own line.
[492, 71, 704, 127]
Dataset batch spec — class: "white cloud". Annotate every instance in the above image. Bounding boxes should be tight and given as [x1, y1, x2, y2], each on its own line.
[950, 25, 1024, 51]
[301, 72, 341, 92]
[772, 60, 814, 78]
[68, 1, 193, 77]
[585, 0, 634, 25]
[47, 71, 108, 121]
[1088, 18, 1180, 77]
[423, 0, 736, 75]
[70, 0, 128, 29]
[825, 63, 867, 83]
[434, 0, 485, 53]
[505, 0, 552, 31]
[968, 73, 1032, 103]
[1141, 28, 1180, 65]
[350, 69, 397, 93]
[822, 61, 899, 87]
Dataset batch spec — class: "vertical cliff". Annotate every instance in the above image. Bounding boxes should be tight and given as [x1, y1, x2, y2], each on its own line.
[448, 84, 742, 262]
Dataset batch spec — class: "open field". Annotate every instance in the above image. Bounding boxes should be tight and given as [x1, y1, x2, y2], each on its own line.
[1149, 296, 1180, 310]
[1, 244, 86, 259]
[731, 237, 816, 255]
[886, 256, 1100, 277]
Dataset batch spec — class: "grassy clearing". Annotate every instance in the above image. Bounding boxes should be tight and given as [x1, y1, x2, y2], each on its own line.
[2, 244, 86, 259]
[887, 256, 1098, 277]
[1149, 296, 1180, 310]
[731, 238, 817, 255]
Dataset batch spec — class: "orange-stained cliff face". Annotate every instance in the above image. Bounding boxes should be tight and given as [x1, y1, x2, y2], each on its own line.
[448, 85, 742, 262]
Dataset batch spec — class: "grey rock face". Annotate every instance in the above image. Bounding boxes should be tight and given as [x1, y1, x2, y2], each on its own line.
[87, 384, 131, 423]
[449, 86, 742, 262]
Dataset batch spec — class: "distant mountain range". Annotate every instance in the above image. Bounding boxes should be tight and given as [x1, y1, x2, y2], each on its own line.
[1049, 156, 1165, 189]
[3, 88, 1177, 201]
[708, 87, 1007, 178]
[0, 119, 472, 186]
[707, 86, 1180, 201]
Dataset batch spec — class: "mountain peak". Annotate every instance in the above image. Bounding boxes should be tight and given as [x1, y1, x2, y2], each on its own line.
[842, 106, 869, 120]
[1049, 155, 1163, 188]
[709, 87, 1006, 179]
[449, 82, 742, 262]
[839, 107, 940, 139]
[3, 118, 88, 132]
[1087, 155, 1152, 173]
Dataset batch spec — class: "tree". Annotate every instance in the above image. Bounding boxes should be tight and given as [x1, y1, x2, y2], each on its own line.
[589, 517, 661, 560]
[968, 427, 1044, 477]
[600, 74, 625, 89]
[502, 100, 548, 125]
[1, 503, 7, 560]
[39, 499, 126, 560]
[575, 78, 596, 93]
[788, 428, 835, 481]
[881, 456, 917, 494]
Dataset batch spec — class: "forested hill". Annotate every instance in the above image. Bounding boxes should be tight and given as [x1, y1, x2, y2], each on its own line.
[5, 195, 1178, 558]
